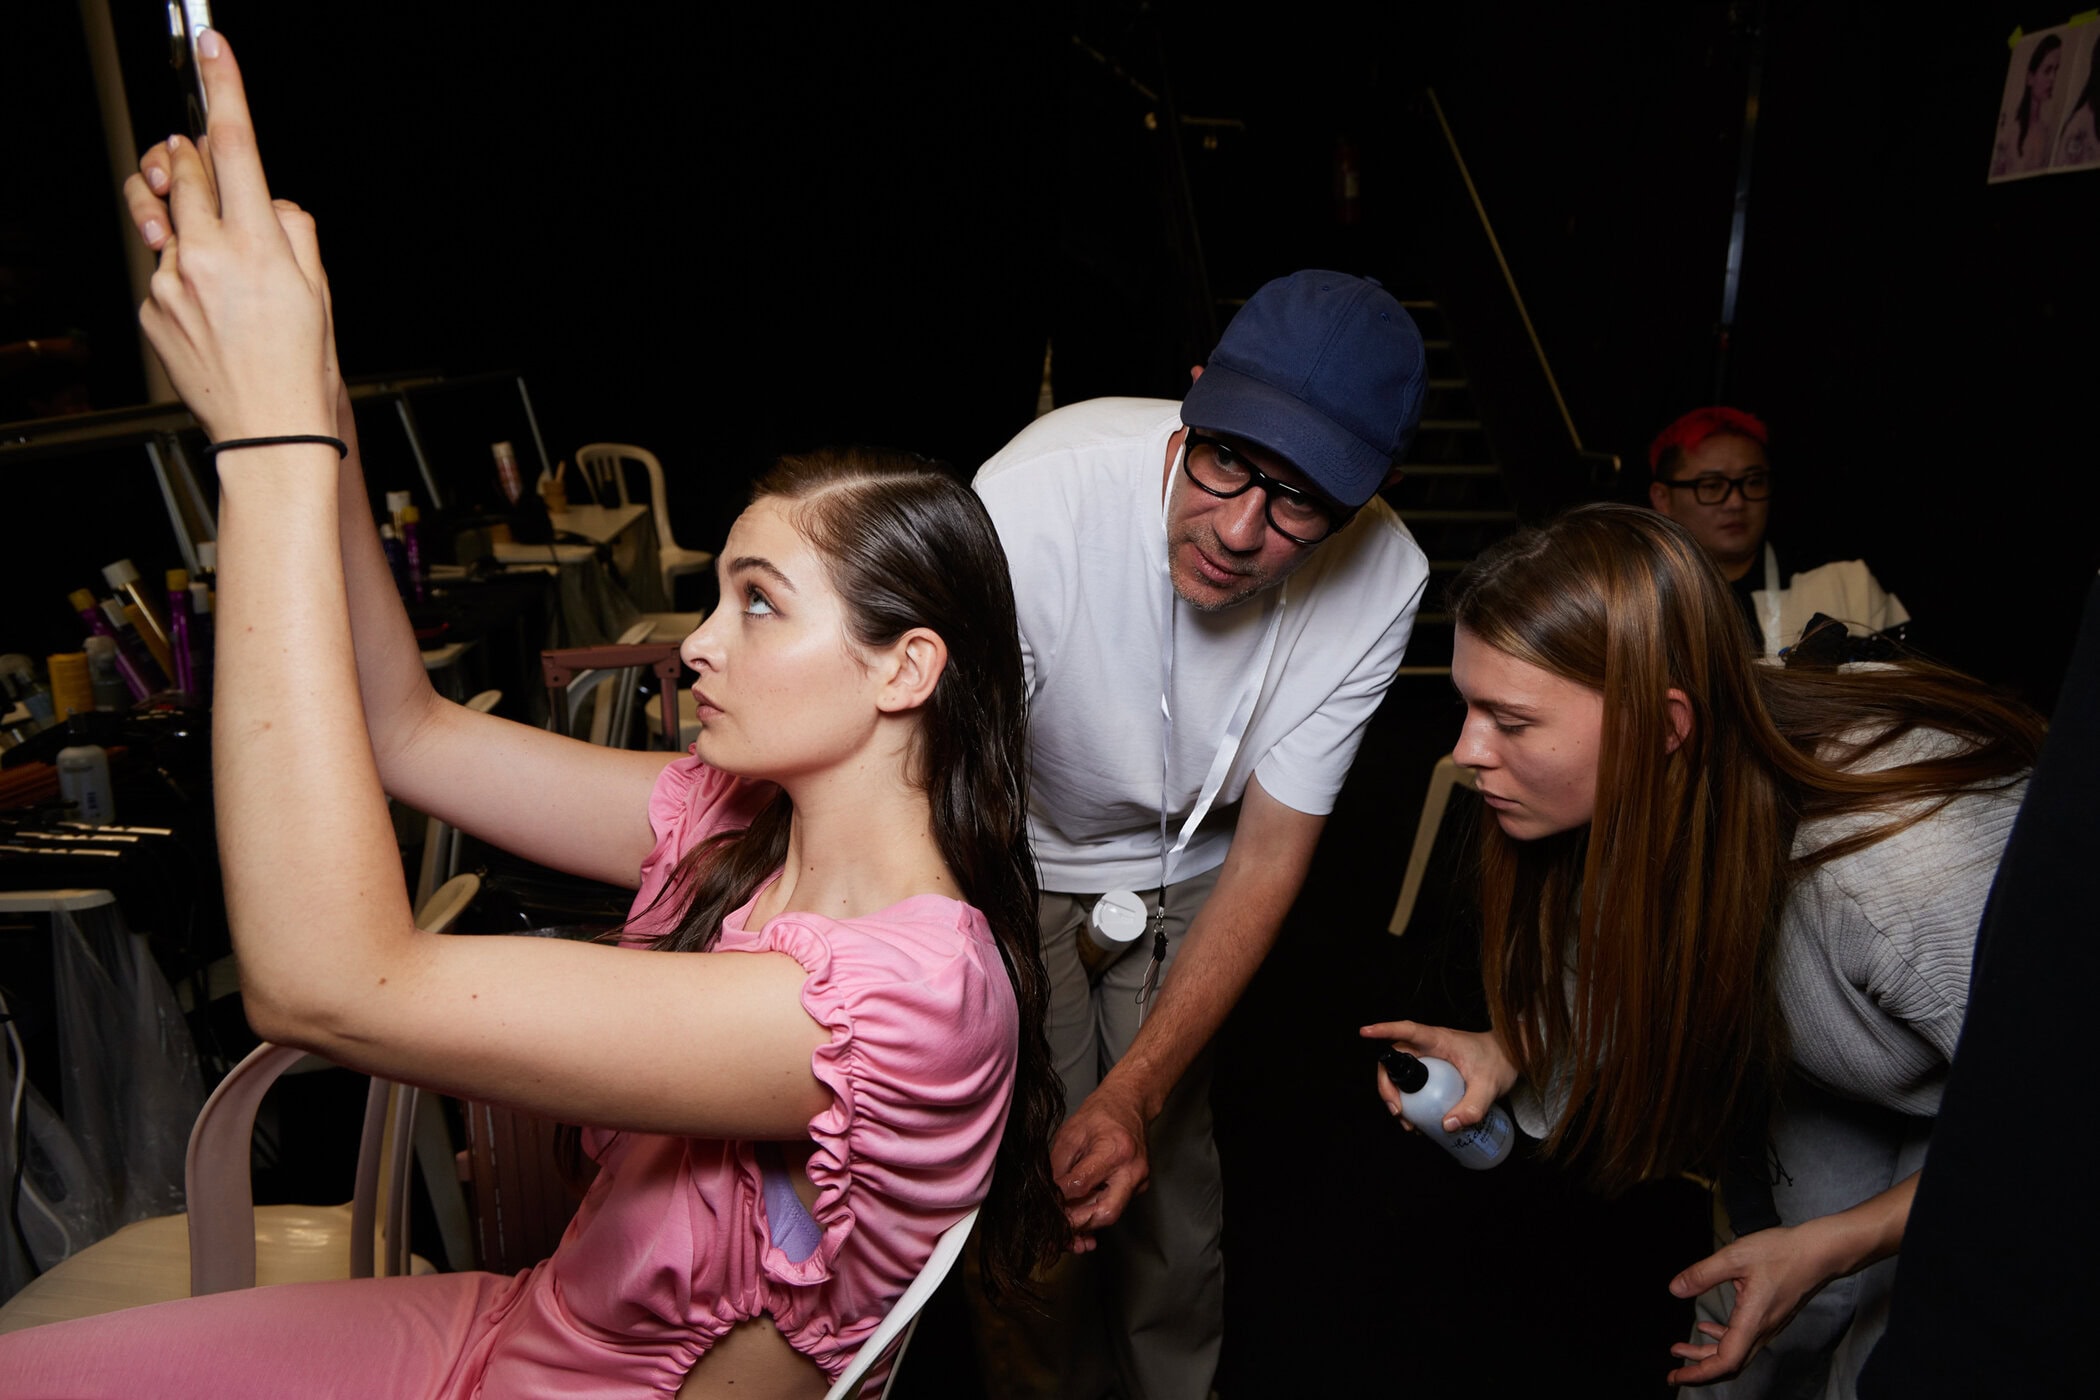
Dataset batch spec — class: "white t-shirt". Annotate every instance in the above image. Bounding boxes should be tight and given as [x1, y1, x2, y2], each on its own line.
[975, 398, 1429, 891]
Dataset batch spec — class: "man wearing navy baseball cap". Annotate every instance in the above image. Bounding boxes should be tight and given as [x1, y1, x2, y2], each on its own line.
[974, 272, 1430, 1399]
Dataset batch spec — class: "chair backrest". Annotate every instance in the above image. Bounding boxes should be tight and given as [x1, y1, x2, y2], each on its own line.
[542, 641, 684, 749]
[823, 1206, 980, 1400]
[576, 442, 679, 556]
[574, 442, 638, 510]
[185, 872, 481, 1295]
[1387, 754, 1479, 937]
[551, 622, 656, 747]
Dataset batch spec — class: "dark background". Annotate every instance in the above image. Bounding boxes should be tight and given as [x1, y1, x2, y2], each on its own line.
[11, 0, 2096, 701]
[8, 3, 2095, 1393]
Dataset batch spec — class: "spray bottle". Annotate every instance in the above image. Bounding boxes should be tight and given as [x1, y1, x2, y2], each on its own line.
[1379, 1049, 1516, 1170]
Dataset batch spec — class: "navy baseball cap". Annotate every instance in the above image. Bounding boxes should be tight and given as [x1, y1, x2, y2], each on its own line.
[1181, 271, 1426, 508]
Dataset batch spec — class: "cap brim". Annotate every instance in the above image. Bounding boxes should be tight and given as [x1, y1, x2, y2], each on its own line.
[1182, 363, 1396, 507]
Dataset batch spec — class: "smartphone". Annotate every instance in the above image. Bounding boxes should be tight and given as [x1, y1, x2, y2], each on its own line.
[167, 0, 214, 136]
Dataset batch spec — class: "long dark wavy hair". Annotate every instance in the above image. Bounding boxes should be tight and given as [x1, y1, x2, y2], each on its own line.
[643, 447, 1062, 1298]
[1451, 504, 2042, 1194]
[2019, 33, 2064, 144]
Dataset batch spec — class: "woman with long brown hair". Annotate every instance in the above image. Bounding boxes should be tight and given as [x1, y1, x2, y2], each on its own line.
[0, 35, 1061, 1399]
[1364, 504, 2039, 1396]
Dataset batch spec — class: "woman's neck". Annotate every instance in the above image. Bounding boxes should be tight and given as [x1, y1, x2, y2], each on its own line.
[751, 763, 958, 926]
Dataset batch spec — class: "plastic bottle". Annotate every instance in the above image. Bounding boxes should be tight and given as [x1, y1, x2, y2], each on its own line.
[47, 652, 92, 722]
[57, 744, 116, 826]
[103, 559, 176, 677]
[83, 637, 130, 710]
[70, 590, 152, 700]
[166, 568, 197, 695]
[1379, 1049, 1516, 1170]
[0, 654, 57, 731]
[491, 441, 524, 506]
[188, 582, 215, 702]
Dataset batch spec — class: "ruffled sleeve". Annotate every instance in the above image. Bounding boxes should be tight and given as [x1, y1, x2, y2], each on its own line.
[624, 755, 778, 940]
[748, 900, 1019, 1287]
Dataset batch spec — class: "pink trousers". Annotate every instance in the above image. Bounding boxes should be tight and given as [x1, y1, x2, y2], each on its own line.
[0, 1272, 518, 1400]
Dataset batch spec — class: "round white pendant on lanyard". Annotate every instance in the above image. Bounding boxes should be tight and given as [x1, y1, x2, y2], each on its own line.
[1087, 888, 1150, 953]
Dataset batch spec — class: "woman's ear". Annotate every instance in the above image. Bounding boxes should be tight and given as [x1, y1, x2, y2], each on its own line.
[1663, 687, 1693, 755]
[876, 629, 949, 714]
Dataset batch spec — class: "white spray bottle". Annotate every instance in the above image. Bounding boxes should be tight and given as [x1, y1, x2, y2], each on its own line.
[1380, 1048, 1515, 1170]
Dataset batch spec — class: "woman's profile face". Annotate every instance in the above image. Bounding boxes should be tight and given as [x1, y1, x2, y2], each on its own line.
[2033, 48, 2062, 104]
[1451, 628, 1605, 840]
[679, 496, 888, 780]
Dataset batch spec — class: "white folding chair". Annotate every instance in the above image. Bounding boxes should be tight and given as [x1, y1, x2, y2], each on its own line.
[1386, 754, 1478, 936]
[575, 442, 716, 608]
[823, 1206, 980, 1400]
[0, 874, 481, 1333]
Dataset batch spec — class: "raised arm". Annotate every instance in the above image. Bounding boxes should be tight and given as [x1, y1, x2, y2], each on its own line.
[127, 108, 673, 889]
[130, 32, 827, 1138]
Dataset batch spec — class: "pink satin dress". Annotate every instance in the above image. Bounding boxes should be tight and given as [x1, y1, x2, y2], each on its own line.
[0, 758, 1019, 1397]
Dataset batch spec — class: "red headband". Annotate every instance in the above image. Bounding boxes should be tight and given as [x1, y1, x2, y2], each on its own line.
[1647, 406, 1769, 474]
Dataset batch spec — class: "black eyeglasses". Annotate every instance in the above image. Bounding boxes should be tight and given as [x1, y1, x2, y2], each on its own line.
[1181, 433, 1353, 546]
[1657, 470, 1771, 505]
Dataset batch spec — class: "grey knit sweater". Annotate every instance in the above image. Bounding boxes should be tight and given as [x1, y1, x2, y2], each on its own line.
[1509, 729, 2026, 1138]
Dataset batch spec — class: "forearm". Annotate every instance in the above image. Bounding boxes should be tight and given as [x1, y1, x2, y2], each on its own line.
[1102, 893, 1289, 1119]
[331, 390, 447, 778]
[214, 448, 421, 1029]
[1100, 780, 1323, 1118]
[1802, 1172, 1917, 1279]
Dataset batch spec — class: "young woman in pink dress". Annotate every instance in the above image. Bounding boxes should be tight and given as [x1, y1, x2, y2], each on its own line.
[0, 30, 1061, 1399]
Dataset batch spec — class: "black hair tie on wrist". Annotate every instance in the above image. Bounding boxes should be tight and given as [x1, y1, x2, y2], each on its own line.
[202, 434, 349, 460]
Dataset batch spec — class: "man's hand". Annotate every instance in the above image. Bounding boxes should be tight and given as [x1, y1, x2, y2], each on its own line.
[1052, 1079, 1150, 1252]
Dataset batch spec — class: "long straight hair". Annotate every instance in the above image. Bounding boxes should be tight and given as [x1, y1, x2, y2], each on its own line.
[647, 448, 1063, 1296]
[1451, 505, 2042, 1194]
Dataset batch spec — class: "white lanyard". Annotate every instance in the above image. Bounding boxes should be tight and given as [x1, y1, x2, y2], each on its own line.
[1761, 542, 1783, 660]
[1134, 444, 1288, 1010]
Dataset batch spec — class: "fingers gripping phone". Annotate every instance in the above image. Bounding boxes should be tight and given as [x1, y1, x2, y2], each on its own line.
[168, 0, 214, 136]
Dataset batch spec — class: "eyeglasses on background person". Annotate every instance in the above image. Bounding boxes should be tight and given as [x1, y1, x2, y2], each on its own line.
[1656, 470, 1772, 505]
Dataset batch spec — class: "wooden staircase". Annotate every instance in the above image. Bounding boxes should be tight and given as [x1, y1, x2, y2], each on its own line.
[1382, 299, 1521, 677]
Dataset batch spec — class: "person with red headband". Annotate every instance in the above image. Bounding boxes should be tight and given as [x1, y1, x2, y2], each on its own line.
[1647, 406, 1908, 660]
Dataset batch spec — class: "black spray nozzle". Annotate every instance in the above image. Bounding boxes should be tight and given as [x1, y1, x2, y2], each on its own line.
[1378, 1047, 1428, 1093]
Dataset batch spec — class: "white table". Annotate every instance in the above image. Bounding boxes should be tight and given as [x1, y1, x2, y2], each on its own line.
[489, 503, 667, 613]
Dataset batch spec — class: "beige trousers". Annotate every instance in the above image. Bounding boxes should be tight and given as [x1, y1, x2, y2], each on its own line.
[972, 865, 1225, 1400]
